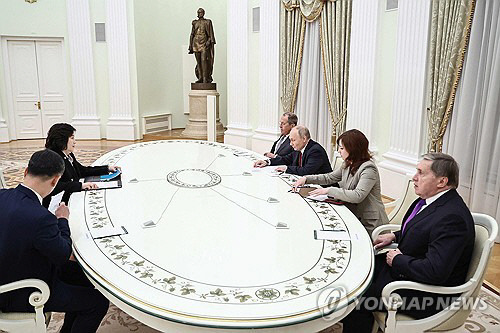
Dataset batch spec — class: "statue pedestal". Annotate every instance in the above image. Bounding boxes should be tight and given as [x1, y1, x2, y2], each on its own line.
[182, 89, 224, 139]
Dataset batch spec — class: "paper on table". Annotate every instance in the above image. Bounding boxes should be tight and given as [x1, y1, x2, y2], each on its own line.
[95, 180, 120, 189]
[251, 165, 287, 176]
[314, 230, 351, 241]
[91, 226, 127, 239]
[306, 194, 329, 202]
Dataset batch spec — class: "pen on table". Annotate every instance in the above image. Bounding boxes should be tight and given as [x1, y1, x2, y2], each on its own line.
[288, 186, 313, 192]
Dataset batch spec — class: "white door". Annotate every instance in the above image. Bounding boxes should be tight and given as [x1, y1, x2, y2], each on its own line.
[7, 41, 42, 139]
[7, 40, 67, 139]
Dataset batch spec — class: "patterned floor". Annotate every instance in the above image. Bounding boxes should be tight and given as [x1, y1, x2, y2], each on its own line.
[1, 139, 500, 332]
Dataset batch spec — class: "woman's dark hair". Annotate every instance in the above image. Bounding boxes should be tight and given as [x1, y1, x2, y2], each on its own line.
[45, 123, 76, 151]
[337, 129, 372, 175]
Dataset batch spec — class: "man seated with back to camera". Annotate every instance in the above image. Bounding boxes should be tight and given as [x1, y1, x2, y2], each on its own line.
[254, 125, 332, 176]
[341, 153, 475, 332]
[0, 149, 109, 333]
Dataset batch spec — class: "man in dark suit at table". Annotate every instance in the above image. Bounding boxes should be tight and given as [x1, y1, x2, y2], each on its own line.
[0, 149, 109, 333]
[263, 112, 297, 158]
[341, 153, 475, 332]
[254, 125, 332, 176]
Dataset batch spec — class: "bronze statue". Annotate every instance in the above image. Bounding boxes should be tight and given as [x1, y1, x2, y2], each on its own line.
[188, 8, 216, 84]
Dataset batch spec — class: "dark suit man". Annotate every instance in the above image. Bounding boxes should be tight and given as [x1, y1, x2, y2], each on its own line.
[0, 149, 109, 333]
[264, 112, 297, 158]
[255, 125, 332, 176]
[342, 153, 475, 332]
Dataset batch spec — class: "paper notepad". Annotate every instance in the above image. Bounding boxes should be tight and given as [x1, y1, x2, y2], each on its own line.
[314, 230, 351, 241]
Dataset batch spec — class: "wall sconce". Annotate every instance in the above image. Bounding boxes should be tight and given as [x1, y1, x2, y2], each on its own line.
[25, 0, 37, 3]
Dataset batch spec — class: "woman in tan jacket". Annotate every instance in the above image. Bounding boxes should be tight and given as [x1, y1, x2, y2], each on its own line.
[293, 129, 388, 234]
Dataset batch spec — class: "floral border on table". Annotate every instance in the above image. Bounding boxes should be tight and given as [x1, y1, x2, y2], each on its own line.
[83, 140, 352, 304]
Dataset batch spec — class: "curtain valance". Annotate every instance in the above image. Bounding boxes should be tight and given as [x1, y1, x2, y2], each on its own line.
[281, 0, 324, 22]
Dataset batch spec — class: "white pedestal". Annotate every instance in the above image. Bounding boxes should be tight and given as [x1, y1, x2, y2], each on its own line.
[182, 90, 224, 139]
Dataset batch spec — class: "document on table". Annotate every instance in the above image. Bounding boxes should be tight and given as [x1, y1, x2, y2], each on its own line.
[251, 165, 286, 176]
[314, 230, 351, 241]
[91, 225, 128, 239]
[95, 180, 121, 189]
[306, 194, 329, 202]
[81, 175, 122, 190]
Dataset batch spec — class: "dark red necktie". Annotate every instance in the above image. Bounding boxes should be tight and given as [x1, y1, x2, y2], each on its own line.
[298, 152, 303, 167]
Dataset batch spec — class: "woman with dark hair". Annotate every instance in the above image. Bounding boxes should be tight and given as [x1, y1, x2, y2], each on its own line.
[43, 123, 119, 208]
[293, 129, 388, 233]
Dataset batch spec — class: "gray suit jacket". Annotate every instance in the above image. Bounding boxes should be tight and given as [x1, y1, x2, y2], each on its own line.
[305, 159, 389, 234]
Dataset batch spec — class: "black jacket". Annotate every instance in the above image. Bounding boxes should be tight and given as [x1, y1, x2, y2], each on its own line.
[270, 135, 293, 156]
[0, 185, 71, 309]
[42, 150, 109, 208]
[270, 139, 332, 176]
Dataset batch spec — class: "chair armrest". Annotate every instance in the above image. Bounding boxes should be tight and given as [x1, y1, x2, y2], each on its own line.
[381, 279, 477, 306]
[384, 199, 400, 209]
[371, 224, 401, 241]
[0, 279, 50, 308]
[374, 243, 398, 255]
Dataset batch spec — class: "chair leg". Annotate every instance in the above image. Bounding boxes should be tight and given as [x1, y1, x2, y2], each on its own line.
[44, 312, 52, 327]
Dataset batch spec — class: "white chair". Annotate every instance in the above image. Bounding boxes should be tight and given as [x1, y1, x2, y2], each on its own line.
[383, 176, 418, 224]
[0, 168, 6, 189]
[331, 151, 343, 171]
[371, 213, 498, 333]
[0, 279, 50, 333]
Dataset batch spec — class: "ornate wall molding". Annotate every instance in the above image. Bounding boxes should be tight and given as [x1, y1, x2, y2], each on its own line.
[105, 0, 137, 140]
[346, 0, 379, 151]
[379, 0, 432, 197]
[67, 0, 101, 139]
[253, 0, 281, 154]
[224, 0, 253, 149]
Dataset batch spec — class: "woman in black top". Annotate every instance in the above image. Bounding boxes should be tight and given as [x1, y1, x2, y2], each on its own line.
[42, 123, 119, 208]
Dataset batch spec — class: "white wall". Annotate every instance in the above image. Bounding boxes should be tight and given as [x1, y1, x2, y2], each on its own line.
[134, 0, 228, 130]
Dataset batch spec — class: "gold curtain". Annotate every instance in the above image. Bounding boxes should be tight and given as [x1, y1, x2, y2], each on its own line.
[427, 0, 475, 152]
[282, 0, 324, 22]
[320, 0, 352, 149]
[280, 1, 306, 114]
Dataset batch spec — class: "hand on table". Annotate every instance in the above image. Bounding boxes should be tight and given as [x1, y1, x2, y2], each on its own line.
[292, 177, 307, 192]
[82, 182, 98, 190]
[264, 152, 276, 158]
[309, 188, 328, 196]
[254, 160, 268, 168]
[108, 165, 121, 172]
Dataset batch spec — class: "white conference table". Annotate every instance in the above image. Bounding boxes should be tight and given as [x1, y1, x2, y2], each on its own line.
[69, 140, 374, 332]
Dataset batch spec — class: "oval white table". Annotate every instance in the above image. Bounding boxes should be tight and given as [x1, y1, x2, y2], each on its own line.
[69, 140, 374, 332]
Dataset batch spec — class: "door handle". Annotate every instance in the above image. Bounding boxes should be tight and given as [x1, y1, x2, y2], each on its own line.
[37, 101, 41, 110]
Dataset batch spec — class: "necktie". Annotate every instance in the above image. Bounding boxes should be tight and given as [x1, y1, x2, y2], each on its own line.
[275, 136, 285, 153]
[402, 198, 426, 234]
[298, 152, 303, 167]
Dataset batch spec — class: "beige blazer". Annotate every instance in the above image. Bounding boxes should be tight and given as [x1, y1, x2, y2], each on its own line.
[305, 159, 389, 234]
